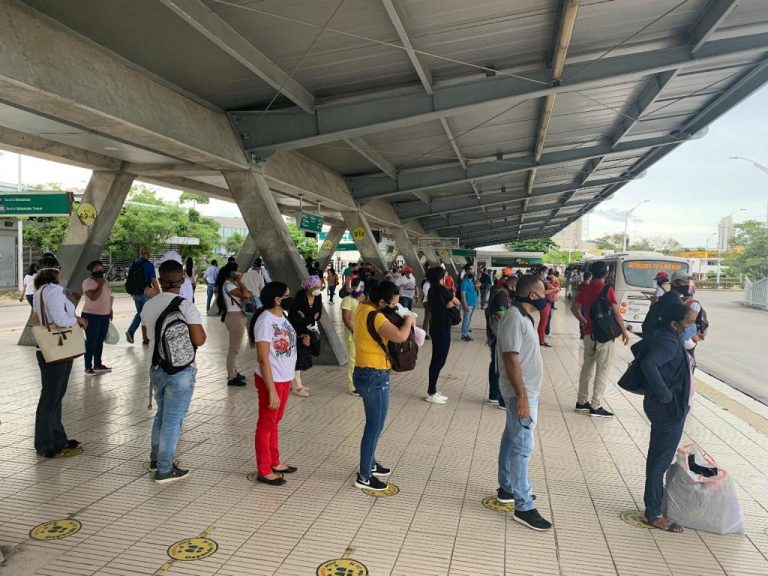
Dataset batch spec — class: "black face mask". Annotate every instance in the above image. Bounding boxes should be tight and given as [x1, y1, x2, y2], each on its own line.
[279, 296, 294, 311]
[674, 284, 690, 297]
[92, 270, 105, 279]
[516, 294, 548, 310]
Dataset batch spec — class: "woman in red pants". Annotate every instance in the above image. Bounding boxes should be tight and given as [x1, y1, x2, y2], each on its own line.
[248, 282, 306, 486]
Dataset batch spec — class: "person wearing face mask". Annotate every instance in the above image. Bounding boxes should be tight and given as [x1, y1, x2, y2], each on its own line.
[341, 277, 366, 395]
[486, 271, 517, 409]
[642, 270, 694, 342]
[217, 261, 251, 387]
[243, 257, 269, 309]
[425, 266, 461, 404]
[288, 275, 323, 397]
[352, 280, 414, 491]
[394, 266, 418, 311]
[33, 255, 88, 458]
[495, 275, 552, 531]
[126, 246, 161, 346]
[81, 260, 114, 376]
[639, 303, 698, 533]
[571, 260, 629, 418]
[459, 264, 478, 341]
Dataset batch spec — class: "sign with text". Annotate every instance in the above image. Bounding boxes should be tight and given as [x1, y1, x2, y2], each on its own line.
[0, 192, 72, 217]
[451, 249, 476, 258]
[299, 212, 323, 233]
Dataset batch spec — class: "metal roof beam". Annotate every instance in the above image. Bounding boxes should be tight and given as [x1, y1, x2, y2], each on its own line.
[439, 214, 570, 238]
[344, 137, 397, 179]
[457, 221, 570, 246]
[233, 32, 768, 154]
[158, 0, 315, 113]
[688, 0, 741, 54]
[351, 133, 690, 200]
[381, 0, 433, 94]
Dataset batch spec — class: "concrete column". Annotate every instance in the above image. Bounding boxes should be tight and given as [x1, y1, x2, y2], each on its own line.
[223, 168, 347, 366]
[421, 245, 440, 269]
[19, 169, 135, 345]
[390, 227, 425, 287]
[316, 224, 345, 269]
[236, 232, 258, 272]
[341, 211, 388, 274]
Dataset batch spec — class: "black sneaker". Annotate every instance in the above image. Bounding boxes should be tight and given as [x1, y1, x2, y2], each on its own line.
[575, 402, 591, 413]
[235, 372, 247, 381]
[497, 487, 515, 504]
[589, 406, 614, 418]
[513, 508, 552, 531]
[148, 458, 179, 472]
[228, 377, 247, 387]
[125, 331, 134, 344]
[154, 464, 189, 484]
[355, 473, 387, 491]
[371, 462, 391, 477]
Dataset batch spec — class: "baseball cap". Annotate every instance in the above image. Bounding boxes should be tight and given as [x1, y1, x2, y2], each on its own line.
[502, 267, 513, 276]
[403, 266, 413, 274]
[671, 270, 692, 282]
[654, 271, 669, 280]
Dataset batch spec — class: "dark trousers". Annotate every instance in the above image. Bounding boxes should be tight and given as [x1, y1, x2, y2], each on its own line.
[545, 305, 554, 336]
[644, 407, 687, 519]
[427, 327, 451, 395]
[83, 312, 110, 369]
[328, 286, 337, 301]
[35, 351, 72, 453]
[488, 345, 505, 407]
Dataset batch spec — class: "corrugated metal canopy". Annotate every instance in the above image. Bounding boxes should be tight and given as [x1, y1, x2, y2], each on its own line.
[22, 0, 768, 247]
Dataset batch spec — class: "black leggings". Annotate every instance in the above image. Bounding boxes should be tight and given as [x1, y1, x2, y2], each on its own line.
[428, 328, 451, 395]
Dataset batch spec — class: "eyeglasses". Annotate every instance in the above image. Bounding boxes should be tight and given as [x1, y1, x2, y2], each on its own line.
[518, 417, 535, 430]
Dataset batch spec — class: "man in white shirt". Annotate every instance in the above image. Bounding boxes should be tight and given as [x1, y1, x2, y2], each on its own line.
[159, 251, 194, 301]
[203, 260, 219, 312]
[395, 266, 418, 310]
[243, 257, 270, 307]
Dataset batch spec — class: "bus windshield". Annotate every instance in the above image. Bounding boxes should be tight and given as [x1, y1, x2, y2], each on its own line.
[621, 260, 689, 288]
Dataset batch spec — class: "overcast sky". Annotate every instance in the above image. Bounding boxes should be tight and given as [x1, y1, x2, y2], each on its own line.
[1, 84, 767, 249]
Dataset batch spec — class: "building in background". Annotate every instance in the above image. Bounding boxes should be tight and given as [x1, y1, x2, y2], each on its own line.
[718, 215, 735, 251]
[213, 216, 247, 243]
[552, 218, 586, 250]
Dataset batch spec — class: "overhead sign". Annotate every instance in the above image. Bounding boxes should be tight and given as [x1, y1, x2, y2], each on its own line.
[490, 256, 544, 267]
[0, 192, 72, 217]
[452, 249, 476, 257]
[299, 212, 324, 233]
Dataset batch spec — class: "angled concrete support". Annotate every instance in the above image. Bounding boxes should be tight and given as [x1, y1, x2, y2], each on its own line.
[223, 168, 347, 366]
[316, 225, 346, 269]
[236, 233, 258, 272]
[390, 227, 425, 287]
[341, 211, 388, 274]
[421, 245, 440, 269]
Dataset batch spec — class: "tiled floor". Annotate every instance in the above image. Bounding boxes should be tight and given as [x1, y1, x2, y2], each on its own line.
[1, 299, 767, 575]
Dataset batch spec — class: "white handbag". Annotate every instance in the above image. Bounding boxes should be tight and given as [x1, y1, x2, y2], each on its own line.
[31, 285, 85, 364]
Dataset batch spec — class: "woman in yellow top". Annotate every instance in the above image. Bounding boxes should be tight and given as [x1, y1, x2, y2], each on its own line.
[353, 280, 414, 491]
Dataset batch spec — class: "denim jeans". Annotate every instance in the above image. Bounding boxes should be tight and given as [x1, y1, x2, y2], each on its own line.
[644, 403, 688, 519]
[206, 283, 216, 311]
[149, 366, 196, 474]
[488, 346, 506, 407]
[427, 327, 451, 395]
[354, 367, 390, 481]
[399, 296, 413, 311]
[83, 312, 110, 369]
[498, 396, 539, 512]
[128, 293, 149, 336]
[35, 352, 72, 453]
[461, 305, 475, 337]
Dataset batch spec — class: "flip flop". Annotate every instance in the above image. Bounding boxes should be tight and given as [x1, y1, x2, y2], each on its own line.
[646, 516, 684, 533]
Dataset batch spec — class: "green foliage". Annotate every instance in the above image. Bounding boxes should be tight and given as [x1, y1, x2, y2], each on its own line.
[594, 233, 686, 254]
[179, 192, 210, 206]
[27, 182, 65, 191]
[23, 215, 70, 252]
[594, 233, 626, 251]
[725, 220, 768, 279]
[127, 184, 166, 205]
[224, 231, 245, 255]
[504, 237, 556, 252]
[287, 222, 318, 260]
[546, 248, 584, 265]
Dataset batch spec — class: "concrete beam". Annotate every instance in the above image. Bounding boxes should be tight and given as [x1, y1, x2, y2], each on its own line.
[341, 211, 389, 274]
[390, 226, 425, 287]
[136, 175, 232, 201]
[223, 168, 347, 366]
[316, 225, 346, 269]
[0, 0, 247, 169]
[125, 163, 223, 177]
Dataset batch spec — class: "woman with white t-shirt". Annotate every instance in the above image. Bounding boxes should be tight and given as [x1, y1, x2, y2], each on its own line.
[216, 262, 251, 387]
[19, 263, 37, 307]
[248, 282, 305, 486]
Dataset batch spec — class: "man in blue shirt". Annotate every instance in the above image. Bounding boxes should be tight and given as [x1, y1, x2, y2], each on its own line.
[126, 246, 160, 345]
[459, 264, 479, 341]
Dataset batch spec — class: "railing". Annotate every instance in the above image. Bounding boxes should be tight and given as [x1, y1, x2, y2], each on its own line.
[744, 277, 768, 310]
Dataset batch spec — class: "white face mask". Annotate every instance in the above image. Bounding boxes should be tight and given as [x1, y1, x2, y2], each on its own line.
[312, 289, 322, 297]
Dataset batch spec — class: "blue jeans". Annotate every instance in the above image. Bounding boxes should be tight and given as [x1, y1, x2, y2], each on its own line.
[206, 283, 216, 311]
[461, 305, 475, 337]
[128, 293, 149, 336]
[150, 366, 196, 474]
[354, 367, 390, 481]
[498, 396, 539, 512]
[83, 312, 110, 369]
[644, 401, 688, 519]
[488, 345, 505, 407]
[399, 296, 413, 310]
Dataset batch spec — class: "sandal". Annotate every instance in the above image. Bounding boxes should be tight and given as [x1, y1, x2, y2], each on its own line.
[293, 387, 310, 397]
[646, 516, 684, 533]
[65, 439, 81, 449]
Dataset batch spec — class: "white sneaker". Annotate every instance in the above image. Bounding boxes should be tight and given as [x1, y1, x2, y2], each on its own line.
[488, 399, 499, 405]
[425, 394, 447, 405]
[436, 391, 448, 401]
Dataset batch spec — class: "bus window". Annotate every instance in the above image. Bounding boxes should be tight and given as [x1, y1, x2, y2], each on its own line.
[622, 260, 689, 289]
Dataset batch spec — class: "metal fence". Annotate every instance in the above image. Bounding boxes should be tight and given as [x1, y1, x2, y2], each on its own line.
[744, 277, 768, 310]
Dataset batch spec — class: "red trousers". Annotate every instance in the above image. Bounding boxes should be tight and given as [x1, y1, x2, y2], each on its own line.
[537, 303, 551, 345]
[254, 374, 291, 476]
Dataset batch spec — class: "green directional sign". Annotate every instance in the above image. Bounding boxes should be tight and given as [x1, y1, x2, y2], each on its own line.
[0, 192, 71, 217]
[452, 248, 476, 258]
[299, 211, 323, 233]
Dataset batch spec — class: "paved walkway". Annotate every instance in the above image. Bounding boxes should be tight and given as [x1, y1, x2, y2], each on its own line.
[1, 297, 767, 576]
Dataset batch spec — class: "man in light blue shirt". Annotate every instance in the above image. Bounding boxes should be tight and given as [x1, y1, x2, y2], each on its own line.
[203, 259, 219, 312]
[459, 264, 478, 340]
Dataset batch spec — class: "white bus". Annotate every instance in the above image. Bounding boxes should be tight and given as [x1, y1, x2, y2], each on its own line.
[575, 252, 692, 333]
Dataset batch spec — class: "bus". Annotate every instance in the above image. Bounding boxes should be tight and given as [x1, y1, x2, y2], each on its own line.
[573, 252, 692, 333]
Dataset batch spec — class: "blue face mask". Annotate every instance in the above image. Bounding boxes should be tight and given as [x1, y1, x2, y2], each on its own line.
[515, 294, 548, 311]
[682, 323, 697, 341]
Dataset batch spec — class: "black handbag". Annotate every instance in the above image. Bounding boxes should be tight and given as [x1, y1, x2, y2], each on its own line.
[447, 305, 462, 326]
[618, 360, 645, 395]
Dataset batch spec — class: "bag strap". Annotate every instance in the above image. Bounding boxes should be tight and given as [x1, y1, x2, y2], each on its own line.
[38, 284, 49, 326]
[366, 310, 391, 367]
[599, 284, 611, 300]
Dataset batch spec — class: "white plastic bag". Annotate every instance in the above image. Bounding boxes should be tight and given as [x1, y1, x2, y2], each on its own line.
[105, 322, 120, 345]
[663, 444, 745, 534]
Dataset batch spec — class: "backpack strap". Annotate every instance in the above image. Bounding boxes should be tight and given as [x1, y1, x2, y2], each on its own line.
[599, 284, 611, 300]
[366, 309, 391, 368]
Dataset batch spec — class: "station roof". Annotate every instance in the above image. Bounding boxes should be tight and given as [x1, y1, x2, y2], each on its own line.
[13, 0, 768, 247]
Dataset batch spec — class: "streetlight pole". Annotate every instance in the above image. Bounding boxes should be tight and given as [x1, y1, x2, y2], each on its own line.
[622, 199, 650, 252]
[716, 208, 746, 285]
[729, 156, 768, 226]
[702, 232, 716, 277]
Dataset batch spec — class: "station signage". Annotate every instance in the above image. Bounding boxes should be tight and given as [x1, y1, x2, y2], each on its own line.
[0, 192, 72, 217]
[451, 249, 476, 257]
[299, 211, 323, 233]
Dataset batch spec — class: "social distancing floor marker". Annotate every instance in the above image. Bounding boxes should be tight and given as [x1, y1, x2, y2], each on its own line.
[316, 547, 368, 576]
[362, 483, 399, 497]
[620, 510, 656, 529]
[154, 526, 216, 575]
[29, 519, 82, 541]
[57, 446, 83, 458]
[482, 496, 516, 513]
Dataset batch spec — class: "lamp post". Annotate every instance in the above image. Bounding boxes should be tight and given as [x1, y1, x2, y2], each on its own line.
[729, 156, 768, 226]
[716, 208, 746, 285]
[702, 232, 716, 277]
[622, 199, 650, 252]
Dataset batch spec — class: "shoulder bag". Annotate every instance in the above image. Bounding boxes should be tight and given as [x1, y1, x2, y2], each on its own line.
[32, 285, 85, 364]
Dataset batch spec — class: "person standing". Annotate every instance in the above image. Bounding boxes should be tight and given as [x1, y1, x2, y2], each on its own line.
[425, 266, 460, 404]
[325, 266, 339, 303]
[184, 257, 197, 303]
[19, 263, 36, 307]
[81, 260, 113, 376]
[248, 282, 301, 486]
[141, 260, 207, 483]
[570, 260, 629, 417]
[353, 280, 414, 491]
[459, 265, 478, 341]
[217, 262, 251, 387]
[243, 258, 269, 308]
[479, 265, 492, 310]
[33, 255, 87, 458]
[495, 274, 552, 531]
[486, 272, 517, 408]
[288, 276, 323, 397]
[203, 259, 219, 312]
[343, 262, 359, 292]
[421, 276, 431, 339]
[341, 277, 365, 395]
[395, 266, 418, 311]
[640, 303, 697, 533]
[568, 267, 582, 301]
[126, 246, 160, 345]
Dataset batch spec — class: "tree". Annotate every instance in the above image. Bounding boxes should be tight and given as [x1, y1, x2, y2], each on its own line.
[628, 237, 654, 251]
[127, 184, 166, 205]
[287, 222, 318, 260]
[725, 220, 768, 279]
[595, 233, 626, 251]
[179, 192, 210, 207]
[546, 248, 584, 265]
[504, 237, 556, 252]
[224, 231, 245, 255]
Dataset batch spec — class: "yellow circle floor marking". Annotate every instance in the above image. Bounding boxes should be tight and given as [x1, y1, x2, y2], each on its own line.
[29, 519, 82, 541]
[362, 483, 399, 497]
[620, 511, 656, 529]
[482, 496, 516, 513]
[316, 557, 368, 576]
[167, 537, 218, 561]
[59, 446, 83, 458]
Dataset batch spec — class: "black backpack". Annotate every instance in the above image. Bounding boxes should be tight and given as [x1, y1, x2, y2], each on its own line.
[590, 285, 622, 343]
[366, 309, 418, 372]
[125, 260, 146, 295]
[152, 297, 196, 375]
